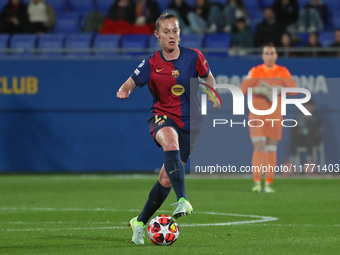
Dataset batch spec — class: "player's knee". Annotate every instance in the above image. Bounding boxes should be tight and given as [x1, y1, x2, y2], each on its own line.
[255, 144, 265, 152]
[159, 175, 172, 188]
[253, 142, 265, 152]
[162, 140, 179, 151]
[265, 145, 277, 152]
[252, 137, 266, 152]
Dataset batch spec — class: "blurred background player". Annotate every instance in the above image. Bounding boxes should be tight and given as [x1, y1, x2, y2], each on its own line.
[117, 12, 220, 244]
[241, 43, 297, 193]
[289, 99, 323, 170]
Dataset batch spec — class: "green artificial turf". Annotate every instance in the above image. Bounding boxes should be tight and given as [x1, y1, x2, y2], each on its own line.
[0, 175, 339, 254]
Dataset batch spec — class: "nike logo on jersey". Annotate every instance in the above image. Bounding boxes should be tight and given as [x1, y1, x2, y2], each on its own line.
[156, 68, 164, 73]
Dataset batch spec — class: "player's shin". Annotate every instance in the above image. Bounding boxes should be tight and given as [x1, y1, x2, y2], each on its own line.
[265, 145, 277, 184]
[251, 150, 265, 192]
[137, 181, 171, 225]
[264, 145, 277, 193]
[164, 150, 186, 201]
[252, 150, 265, 182]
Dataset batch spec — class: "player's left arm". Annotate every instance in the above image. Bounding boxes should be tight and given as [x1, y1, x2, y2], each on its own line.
[282, 68, 298, 95]
[194, 49, 221, 109]
[206, 71, 221, 109]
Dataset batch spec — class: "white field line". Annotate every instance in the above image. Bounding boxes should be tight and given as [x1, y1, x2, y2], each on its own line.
[0, 206, 279, 232]
[0, 207, 140, 212]
[2, 224, 339, 232]
[2, 221, 126, 224]
[2, 222, 338, 227]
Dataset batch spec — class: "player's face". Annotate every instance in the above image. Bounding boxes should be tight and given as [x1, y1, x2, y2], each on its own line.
[262, 47, 277, 67]
[308, 33, 318, 46]
[155, 19, 180, 53]
[281, 34, 290, 46]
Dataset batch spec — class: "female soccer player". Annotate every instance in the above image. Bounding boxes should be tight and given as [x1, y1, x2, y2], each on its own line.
[117, 12, 220, 244]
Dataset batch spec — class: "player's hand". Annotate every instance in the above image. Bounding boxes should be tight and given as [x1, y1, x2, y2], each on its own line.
[117, 90, 129, 99]
[208, 95, 221, 109]
[253, 85, 268, 96]
[259, 81, 271, 90]
[253, 81, 273, 102]
[274, 86, 282, 94]
[260, 81, 282, 94]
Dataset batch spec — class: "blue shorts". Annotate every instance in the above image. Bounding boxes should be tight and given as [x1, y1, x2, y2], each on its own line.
[148, 115, 200, 163]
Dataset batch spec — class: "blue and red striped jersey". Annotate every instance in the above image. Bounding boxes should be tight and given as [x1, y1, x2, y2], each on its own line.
[131, 46, 210, 131]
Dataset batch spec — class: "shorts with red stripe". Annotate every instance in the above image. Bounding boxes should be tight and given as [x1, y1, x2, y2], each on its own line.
[148, 115, 200, 163]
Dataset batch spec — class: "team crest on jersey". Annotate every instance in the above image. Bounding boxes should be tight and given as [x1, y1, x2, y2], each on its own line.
[172, 70, 180, 78]
[171, 84, 185, 96]
[158, 120, 165, 126]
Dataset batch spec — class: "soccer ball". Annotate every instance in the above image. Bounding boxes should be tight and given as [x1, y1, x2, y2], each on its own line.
[147, 215, 180, 245]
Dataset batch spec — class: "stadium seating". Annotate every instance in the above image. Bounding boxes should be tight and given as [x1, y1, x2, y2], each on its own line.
[261, 0, 275, 8]
[210, 0, 226, 5]
[205, 33, 230, 57]
[185, 0, 196, 7]
[297, 32, 309, 46]
[248, 11, 263, 32]
[46, 0, 68, 13]
[95, 0, 114, 13]
[324, 0, 340, 9]
[0, 1, 6, 12]
[54, 13, 81, 34]
[328, 7, 340, 30]
[1, 0, 339, 59]
[179, 34, 204, 49]
[0, 34, 9, 56]
[10, 35, 37, 57]
[93, 35, 121, 57]
[319, 32, 334, 47]
[298, 0, 310, 8]
[148, 35, 160, 50]
[243, 0, 261, 11]
[121, 34, 149, 58]
[65, 34, 93, 57]
[38, 34, 65, 57]
[333, 12, 340, 29]
[69, 0, 95, 13]
[154, 0, 172, 12]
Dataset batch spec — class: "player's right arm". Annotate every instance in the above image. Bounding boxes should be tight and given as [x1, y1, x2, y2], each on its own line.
[117, 77, 137, 99]
[282, 67, 298, 95]
[117, 57, 152, 99]
[241, 67, 273, 101]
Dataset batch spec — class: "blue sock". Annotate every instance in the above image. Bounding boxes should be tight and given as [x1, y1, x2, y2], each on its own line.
[137, 181, 171, 225]
[164, 150, 187, 201]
